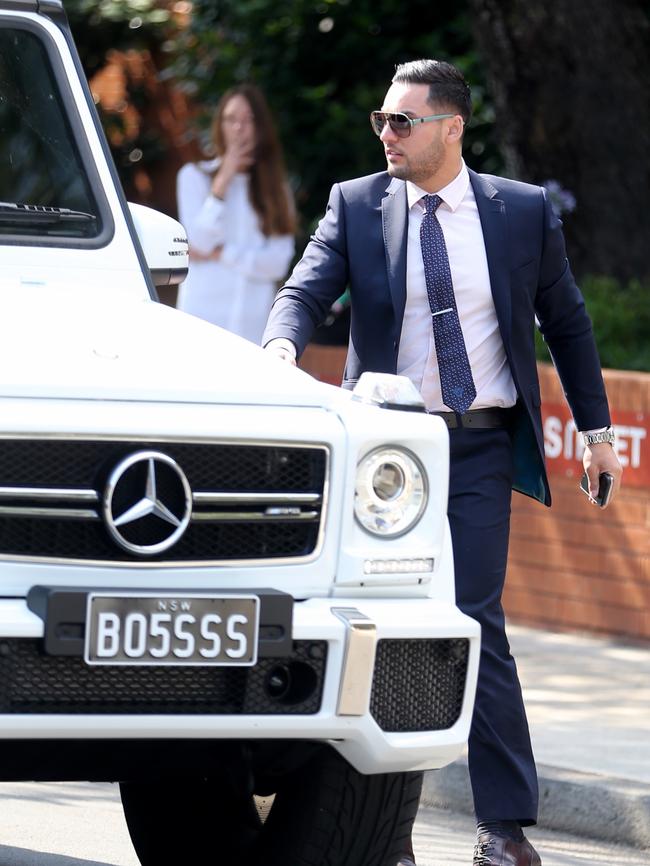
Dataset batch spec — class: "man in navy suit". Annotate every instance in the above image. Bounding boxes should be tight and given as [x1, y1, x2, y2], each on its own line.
[264, 59, 622, 866]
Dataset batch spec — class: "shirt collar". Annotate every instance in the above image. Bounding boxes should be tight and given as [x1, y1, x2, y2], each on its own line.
[406, 160, 469, 213]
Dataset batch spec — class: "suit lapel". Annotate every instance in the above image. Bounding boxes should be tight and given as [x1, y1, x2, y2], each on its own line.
[381, 170, 512, 352]
[468, 168, 512, 349]
[381, 177, 408, 330]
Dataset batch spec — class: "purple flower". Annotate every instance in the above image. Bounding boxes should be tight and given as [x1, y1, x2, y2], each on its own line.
[542, 179, 577, 216]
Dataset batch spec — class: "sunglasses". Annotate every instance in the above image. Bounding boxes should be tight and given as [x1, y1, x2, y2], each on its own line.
[370, 110, 456, 138]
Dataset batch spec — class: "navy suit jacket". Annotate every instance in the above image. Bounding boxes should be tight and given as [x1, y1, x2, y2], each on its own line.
[263, 167, 611, 505]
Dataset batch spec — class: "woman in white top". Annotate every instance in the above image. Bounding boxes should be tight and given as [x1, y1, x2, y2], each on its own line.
[176, 84, 296, 344]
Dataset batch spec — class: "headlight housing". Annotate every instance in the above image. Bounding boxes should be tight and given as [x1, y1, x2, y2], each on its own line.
[351, 372, 426, 411]
[354, 447, 428, 537]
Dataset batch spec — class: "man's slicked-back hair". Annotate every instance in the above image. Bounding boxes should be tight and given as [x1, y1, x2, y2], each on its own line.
[392, 59, 472, 126]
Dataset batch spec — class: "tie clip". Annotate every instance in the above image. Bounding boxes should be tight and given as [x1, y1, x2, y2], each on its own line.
[431, 308, 453, 317]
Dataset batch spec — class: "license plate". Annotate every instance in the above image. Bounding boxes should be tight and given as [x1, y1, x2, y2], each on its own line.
[84, 593, 259, 666]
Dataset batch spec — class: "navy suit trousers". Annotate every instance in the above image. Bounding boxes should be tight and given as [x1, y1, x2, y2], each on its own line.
[447, 426, 538, 825]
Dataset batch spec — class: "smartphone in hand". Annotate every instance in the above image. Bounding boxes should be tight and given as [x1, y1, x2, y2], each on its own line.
[580, 471, 614, 507]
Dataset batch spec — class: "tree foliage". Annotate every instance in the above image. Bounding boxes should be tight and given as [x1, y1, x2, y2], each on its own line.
[65, 0, 172, 74]
[469, 0, 650, 283]
[167, 0, 500, 231]
[65, 1, 176, 200]
[536, 275, 650, 372]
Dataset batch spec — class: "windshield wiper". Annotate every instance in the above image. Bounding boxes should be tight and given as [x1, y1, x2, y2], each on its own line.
[0, 201, 96, 225]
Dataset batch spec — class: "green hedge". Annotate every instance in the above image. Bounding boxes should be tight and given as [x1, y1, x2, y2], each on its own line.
[535, 276, 650, 372]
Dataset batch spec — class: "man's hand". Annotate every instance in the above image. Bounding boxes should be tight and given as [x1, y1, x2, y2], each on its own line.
[582, 442, 623, 508]
[269, 347, 297, 366]
[265, 339, 297, 366]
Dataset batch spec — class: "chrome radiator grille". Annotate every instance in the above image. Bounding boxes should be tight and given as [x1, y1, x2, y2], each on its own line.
[0, 438, 328, 564]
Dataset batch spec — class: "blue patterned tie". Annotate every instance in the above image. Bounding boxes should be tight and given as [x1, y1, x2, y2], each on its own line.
[420, 194, 476, 414]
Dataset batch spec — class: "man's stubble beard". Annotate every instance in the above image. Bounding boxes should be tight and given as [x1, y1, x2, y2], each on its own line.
[386, 138, 445, 185]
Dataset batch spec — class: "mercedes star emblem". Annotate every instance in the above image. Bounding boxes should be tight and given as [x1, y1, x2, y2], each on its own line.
[103, 450, 192, 555]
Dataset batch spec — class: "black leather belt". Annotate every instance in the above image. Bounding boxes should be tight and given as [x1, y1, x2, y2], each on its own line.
[429, 407, 514, 429]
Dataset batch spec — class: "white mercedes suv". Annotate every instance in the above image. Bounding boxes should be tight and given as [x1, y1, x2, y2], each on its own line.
[0, 3, 479, 864]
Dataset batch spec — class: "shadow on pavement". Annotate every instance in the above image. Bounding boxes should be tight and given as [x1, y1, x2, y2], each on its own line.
[0, 847, 119, 866]
[0, 785, 119, 807]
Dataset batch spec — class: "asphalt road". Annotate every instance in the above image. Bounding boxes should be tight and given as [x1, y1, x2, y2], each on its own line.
[0, 781, 647, 866]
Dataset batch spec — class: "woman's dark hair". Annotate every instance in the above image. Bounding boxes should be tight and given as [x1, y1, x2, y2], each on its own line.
[392, 59, 472, 126]
[211, 84, 296, 236]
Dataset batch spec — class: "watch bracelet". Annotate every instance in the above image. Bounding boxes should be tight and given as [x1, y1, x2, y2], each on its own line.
[582, 428, 615, 446]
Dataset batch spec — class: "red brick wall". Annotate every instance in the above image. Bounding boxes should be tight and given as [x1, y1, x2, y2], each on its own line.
[299, 347, 650, 641]
[506, 364, 650, 641]
[299, 345, 348, 385]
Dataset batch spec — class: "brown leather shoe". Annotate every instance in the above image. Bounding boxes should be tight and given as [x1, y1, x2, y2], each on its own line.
[473, 832, 541, 865]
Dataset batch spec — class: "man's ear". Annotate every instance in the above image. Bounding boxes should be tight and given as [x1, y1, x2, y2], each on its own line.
[445, 115, 465, 142]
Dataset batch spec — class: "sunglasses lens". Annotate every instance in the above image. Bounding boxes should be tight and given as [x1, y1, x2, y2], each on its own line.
[390, 113, 412, 137]
[370, 112, 385, 135]
[370, 112, 411, 138]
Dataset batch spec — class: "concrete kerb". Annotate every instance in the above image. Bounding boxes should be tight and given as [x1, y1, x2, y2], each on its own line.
[421, 760, 650, 850]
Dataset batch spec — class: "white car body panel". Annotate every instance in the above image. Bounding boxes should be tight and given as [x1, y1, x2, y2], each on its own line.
[0, 3, 479, 777]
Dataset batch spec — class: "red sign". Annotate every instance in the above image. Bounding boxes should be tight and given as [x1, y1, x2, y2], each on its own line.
[542, 403, 649, 487]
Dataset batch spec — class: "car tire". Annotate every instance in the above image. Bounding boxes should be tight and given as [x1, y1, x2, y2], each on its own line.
[120, 774, 263, 864]
[255, 745, 423, 866]
[120, 746, 423, 866]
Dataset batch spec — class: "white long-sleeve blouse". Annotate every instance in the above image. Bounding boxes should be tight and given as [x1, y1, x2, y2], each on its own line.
[176, 158, 295, 344]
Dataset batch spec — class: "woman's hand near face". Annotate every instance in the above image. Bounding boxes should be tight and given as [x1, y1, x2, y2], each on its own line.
[211, 138, 256, 200]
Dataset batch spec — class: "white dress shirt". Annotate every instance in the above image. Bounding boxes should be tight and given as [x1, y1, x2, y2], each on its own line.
[176, 159, 294, 344]
[399, 161, 517, 412]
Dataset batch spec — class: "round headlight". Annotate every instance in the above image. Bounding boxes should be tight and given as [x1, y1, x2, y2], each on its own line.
[354, 447, 427, 537]
[372, 461, 406, 501]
